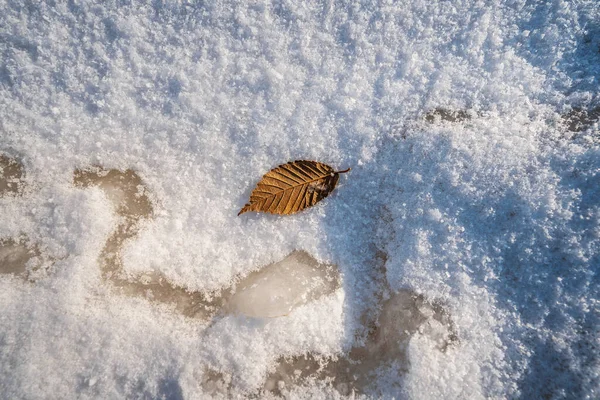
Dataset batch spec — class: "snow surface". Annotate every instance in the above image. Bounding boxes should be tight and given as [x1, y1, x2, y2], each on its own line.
[1, 0, 599, 398]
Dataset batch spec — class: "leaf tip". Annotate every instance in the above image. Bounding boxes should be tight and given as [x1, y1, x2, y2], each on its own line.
[238, 206, 249, 216]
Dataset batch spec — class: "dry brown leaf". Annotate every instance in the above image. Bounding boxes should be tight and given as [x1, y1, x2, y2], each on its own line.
[238, 160, 350, 216]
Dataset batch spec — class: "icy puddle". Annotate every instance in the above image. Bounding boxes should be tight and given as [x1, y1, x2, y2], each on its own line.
[72, 167, 218, 318]
[0, 161, 341, 321]
[1, 158, 460, 397]
[0, 154, 24, 196]
[224, 250, 341, 318]
[0, 156, 52, 280]
[72, 166, 341, 320]
[264, 289, 457, 396]
[0, 239, 55, 281]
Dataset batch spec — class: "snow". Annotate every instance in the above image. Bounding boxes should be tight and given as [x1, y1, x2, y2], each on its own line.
[1, 0, 599, 398]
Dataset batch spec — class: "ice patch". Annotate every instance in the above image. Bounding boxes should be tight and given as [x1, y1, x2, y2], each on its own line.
[225, 250, 341, 318]
[265, 289, 457, 397]
[73, 166, 341, 320]
[0, 154, 25, 196]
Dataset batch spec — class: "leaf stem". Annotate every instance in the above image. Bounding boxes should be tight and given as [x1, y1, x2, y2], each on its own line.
[336, 167, 351, 174]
